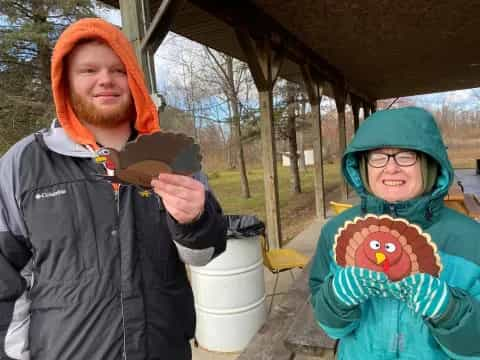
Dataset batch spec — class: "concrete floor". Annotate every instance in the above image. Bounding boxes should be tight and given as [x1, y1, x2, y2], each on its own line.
[191, 218, 333, 360]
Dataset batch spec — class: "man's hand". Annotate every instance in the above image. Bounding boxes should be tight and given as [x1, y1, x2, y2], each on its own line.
[151, 173, 205, 224]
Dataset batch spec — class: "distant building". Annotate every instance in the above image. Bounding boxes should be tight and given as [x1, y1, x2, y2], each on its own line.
[282, 149, 314, 166]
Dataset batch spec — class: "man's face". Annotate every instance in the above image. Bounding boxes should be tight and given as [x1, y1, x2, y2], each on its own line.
[367, 148, 423, 202]
[67, 41, 134, 128]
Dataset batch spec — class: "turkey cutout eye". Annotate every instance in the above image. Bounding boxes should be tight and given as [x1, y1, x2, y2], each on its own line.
[97, 148, 110, 156]
[369, 240, 381, 250]
[385, 242, 396, 253]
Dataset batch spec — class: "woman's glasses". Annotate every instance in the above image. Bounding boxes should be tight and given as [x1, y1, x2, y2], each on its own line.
[367, 151, 418, 168]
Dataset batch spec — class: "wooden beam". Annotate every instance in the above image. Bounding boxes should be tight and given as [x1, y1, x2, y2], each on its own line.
[189, 0, 374, 103]
[363, 101, 371, 118]
[141, 0, 186, 52]
[236, 29, 283, 91]
[333, 82, 348, 200]
[140, 0, 157, 93]
[119, 0, 156, 92]
[236, 29, 268, 90]
[236, 30, 284, 248]
[301, 64, 326, 219]
[350, 94, 361, 133]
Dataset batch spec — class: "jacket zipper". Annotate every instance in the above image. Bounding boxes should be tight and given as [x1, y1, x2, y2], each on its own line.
[114, 186, 128, 360]
[90, 145, 128, 359]
[389, 204, 397, 217]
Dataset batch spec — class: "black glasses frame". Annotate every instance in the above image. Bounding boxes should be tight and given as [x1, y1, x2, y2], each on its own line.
[367, 151, 418, 168]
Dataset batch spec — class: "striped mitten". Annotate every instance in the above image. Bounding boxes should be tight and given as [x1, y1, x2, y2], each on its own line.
[396, 273, 451, 319]
[331, 267, 389, 307]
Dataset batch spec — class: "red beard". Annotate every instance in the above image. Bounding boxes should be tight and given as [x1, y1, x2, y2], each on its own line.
[69, 90, 136, 129]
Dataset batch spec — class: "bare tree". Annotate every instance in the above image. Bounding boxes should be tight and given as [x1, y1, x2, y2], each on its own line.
[296, 92, 307, 171]
[202, 47, 251, 198]
[286, 81, 301, 193]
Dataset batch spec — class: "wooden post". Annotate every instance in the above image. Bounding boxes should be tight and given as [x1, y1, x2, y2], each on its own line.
[333, 83, 348, 200]
[119, 0, 156, 92]
[119, 0, 184, 93]
[140, 0, 186, 53]
[236, 29, 284, 248]
[301, 64, 326, 218]
[363, 101, 371, 119]
[140, 0, 157, 93]
[350, 94, 361, 133]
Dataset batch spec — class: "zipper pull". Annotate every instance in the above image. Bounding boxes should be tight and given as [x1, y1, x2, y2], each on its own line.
[389, 204, 397, 217]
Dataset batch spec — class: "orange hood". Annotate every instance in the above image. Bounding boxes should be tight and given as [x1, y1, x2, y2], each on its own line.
[51, 18, 160, 148]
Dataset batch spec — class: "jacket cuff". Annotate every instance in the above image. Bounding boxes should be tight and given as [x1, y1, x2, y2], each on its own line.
[166, 190, 227, 251]
[429, 294, 456, 327]
[327, 277, 362, 312]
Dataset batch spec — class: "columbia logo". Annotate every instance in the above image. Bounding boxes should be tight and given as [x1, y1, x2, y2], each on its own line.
[35, 189, 67, 200]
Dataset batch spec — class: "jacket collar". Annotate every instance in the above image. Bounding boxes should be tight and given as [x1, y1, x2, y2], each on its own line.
[360, 191, 444, 229]
[41, 119, 94, 158]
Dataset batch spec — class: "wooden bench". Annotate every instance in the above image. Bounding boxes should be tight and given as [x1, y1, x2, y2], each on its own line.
[443, 179, 480, 220]
[237, 263, 336, 359]
[445, 181, 464, 201]
[463, 193, 480, 220]
[284, 298, 336, 358]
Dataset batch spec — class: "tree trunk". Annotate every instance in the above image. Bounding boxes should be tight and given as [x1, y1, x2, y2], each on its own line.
[227, 104, 236, 169]
[227, 57, 250, 198]
[287, 82, 301, 193]
[297, 95, 306, 171]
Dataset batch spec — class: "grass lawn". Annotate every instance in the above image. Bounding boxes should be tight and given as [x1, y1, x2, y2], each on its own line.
[207, 162, 342, 244]
[207, 145, 480, 244]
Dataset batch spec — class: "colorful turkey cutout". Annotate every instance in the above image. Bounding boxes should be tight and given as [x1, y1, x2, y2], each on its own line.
[333, 214, 442, 281]
[96, 132, 202, 188]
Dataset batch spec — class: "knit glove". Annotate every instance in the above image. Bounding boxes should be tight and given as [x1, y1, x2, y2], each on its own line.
[391, 273, 451, 320]
[332, 267, 390, 307]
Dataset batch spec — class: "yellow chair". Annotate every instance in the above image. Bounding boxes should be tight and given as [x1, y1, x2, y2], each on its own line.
[260, 233, 309, 314]
[329, 201, 353, 215]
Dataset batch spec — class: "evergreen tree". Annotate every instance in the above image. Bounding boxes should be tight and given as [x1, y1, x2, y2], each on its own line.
[0, 0, 100, 153]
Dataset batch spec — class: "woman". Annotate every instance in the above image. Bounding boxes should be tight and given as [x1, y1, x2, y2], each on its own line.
[309, 107, 480, 359]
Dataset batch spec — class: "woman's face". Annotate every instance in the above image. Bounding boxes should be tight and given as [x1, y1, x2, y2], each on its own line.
[367, 148, 423, 202]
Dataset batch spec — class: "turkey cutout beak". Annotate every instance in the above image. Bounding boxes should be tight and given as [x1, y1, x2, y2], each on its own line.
[375, 252, 386, 265]
[375, 252, 390, 273]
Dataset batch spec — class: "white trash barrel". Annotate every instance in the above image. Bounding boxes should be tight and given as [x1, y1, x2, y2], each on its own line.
[190, 235, 266, 352]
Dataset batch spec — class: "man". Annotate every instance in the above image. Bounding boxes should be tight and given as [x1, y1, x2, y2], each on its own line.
[0, 18, 227, 360]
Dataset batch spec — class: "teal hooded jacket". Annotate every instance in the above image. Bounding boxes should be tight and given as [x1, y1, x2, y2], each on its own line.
[309, 107, 480, 359]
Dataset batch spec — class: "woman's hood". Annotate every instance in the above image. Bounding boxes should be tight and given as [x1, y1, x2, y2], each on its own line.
[342, 106, 454, 200]
[50, 18, 160, 148]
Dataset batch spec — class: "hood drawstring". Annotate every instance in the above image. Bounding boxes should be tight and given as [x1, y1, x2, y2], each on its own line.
[425, 201, 434, 222]
[387, 203, 397, 217]
[360, 199, 367, 215]
[34, 132, 49, 151]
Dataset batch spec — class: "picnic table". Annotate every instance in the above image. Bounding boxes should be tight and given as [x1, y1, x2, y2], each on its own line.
[444, 180, 480, 220]
[284, 297, 336, 358]
[237, 262, 336, 360]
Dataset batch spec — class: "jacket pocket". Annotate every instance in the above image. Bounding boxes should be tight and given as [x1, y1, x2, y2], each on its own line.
[22, 182, 104, 282]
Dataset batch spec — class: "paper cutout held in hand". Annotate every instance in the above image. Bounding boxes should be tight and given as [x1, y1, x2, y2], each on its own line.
[95, 132, 202, 188]
[333, 214, 442, 281]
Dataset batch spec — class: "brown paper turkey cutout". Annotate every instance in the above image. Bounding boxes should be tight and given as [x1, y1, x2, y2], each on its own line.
[96, 132, 202, 188]
[333, 214, 442, 281]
